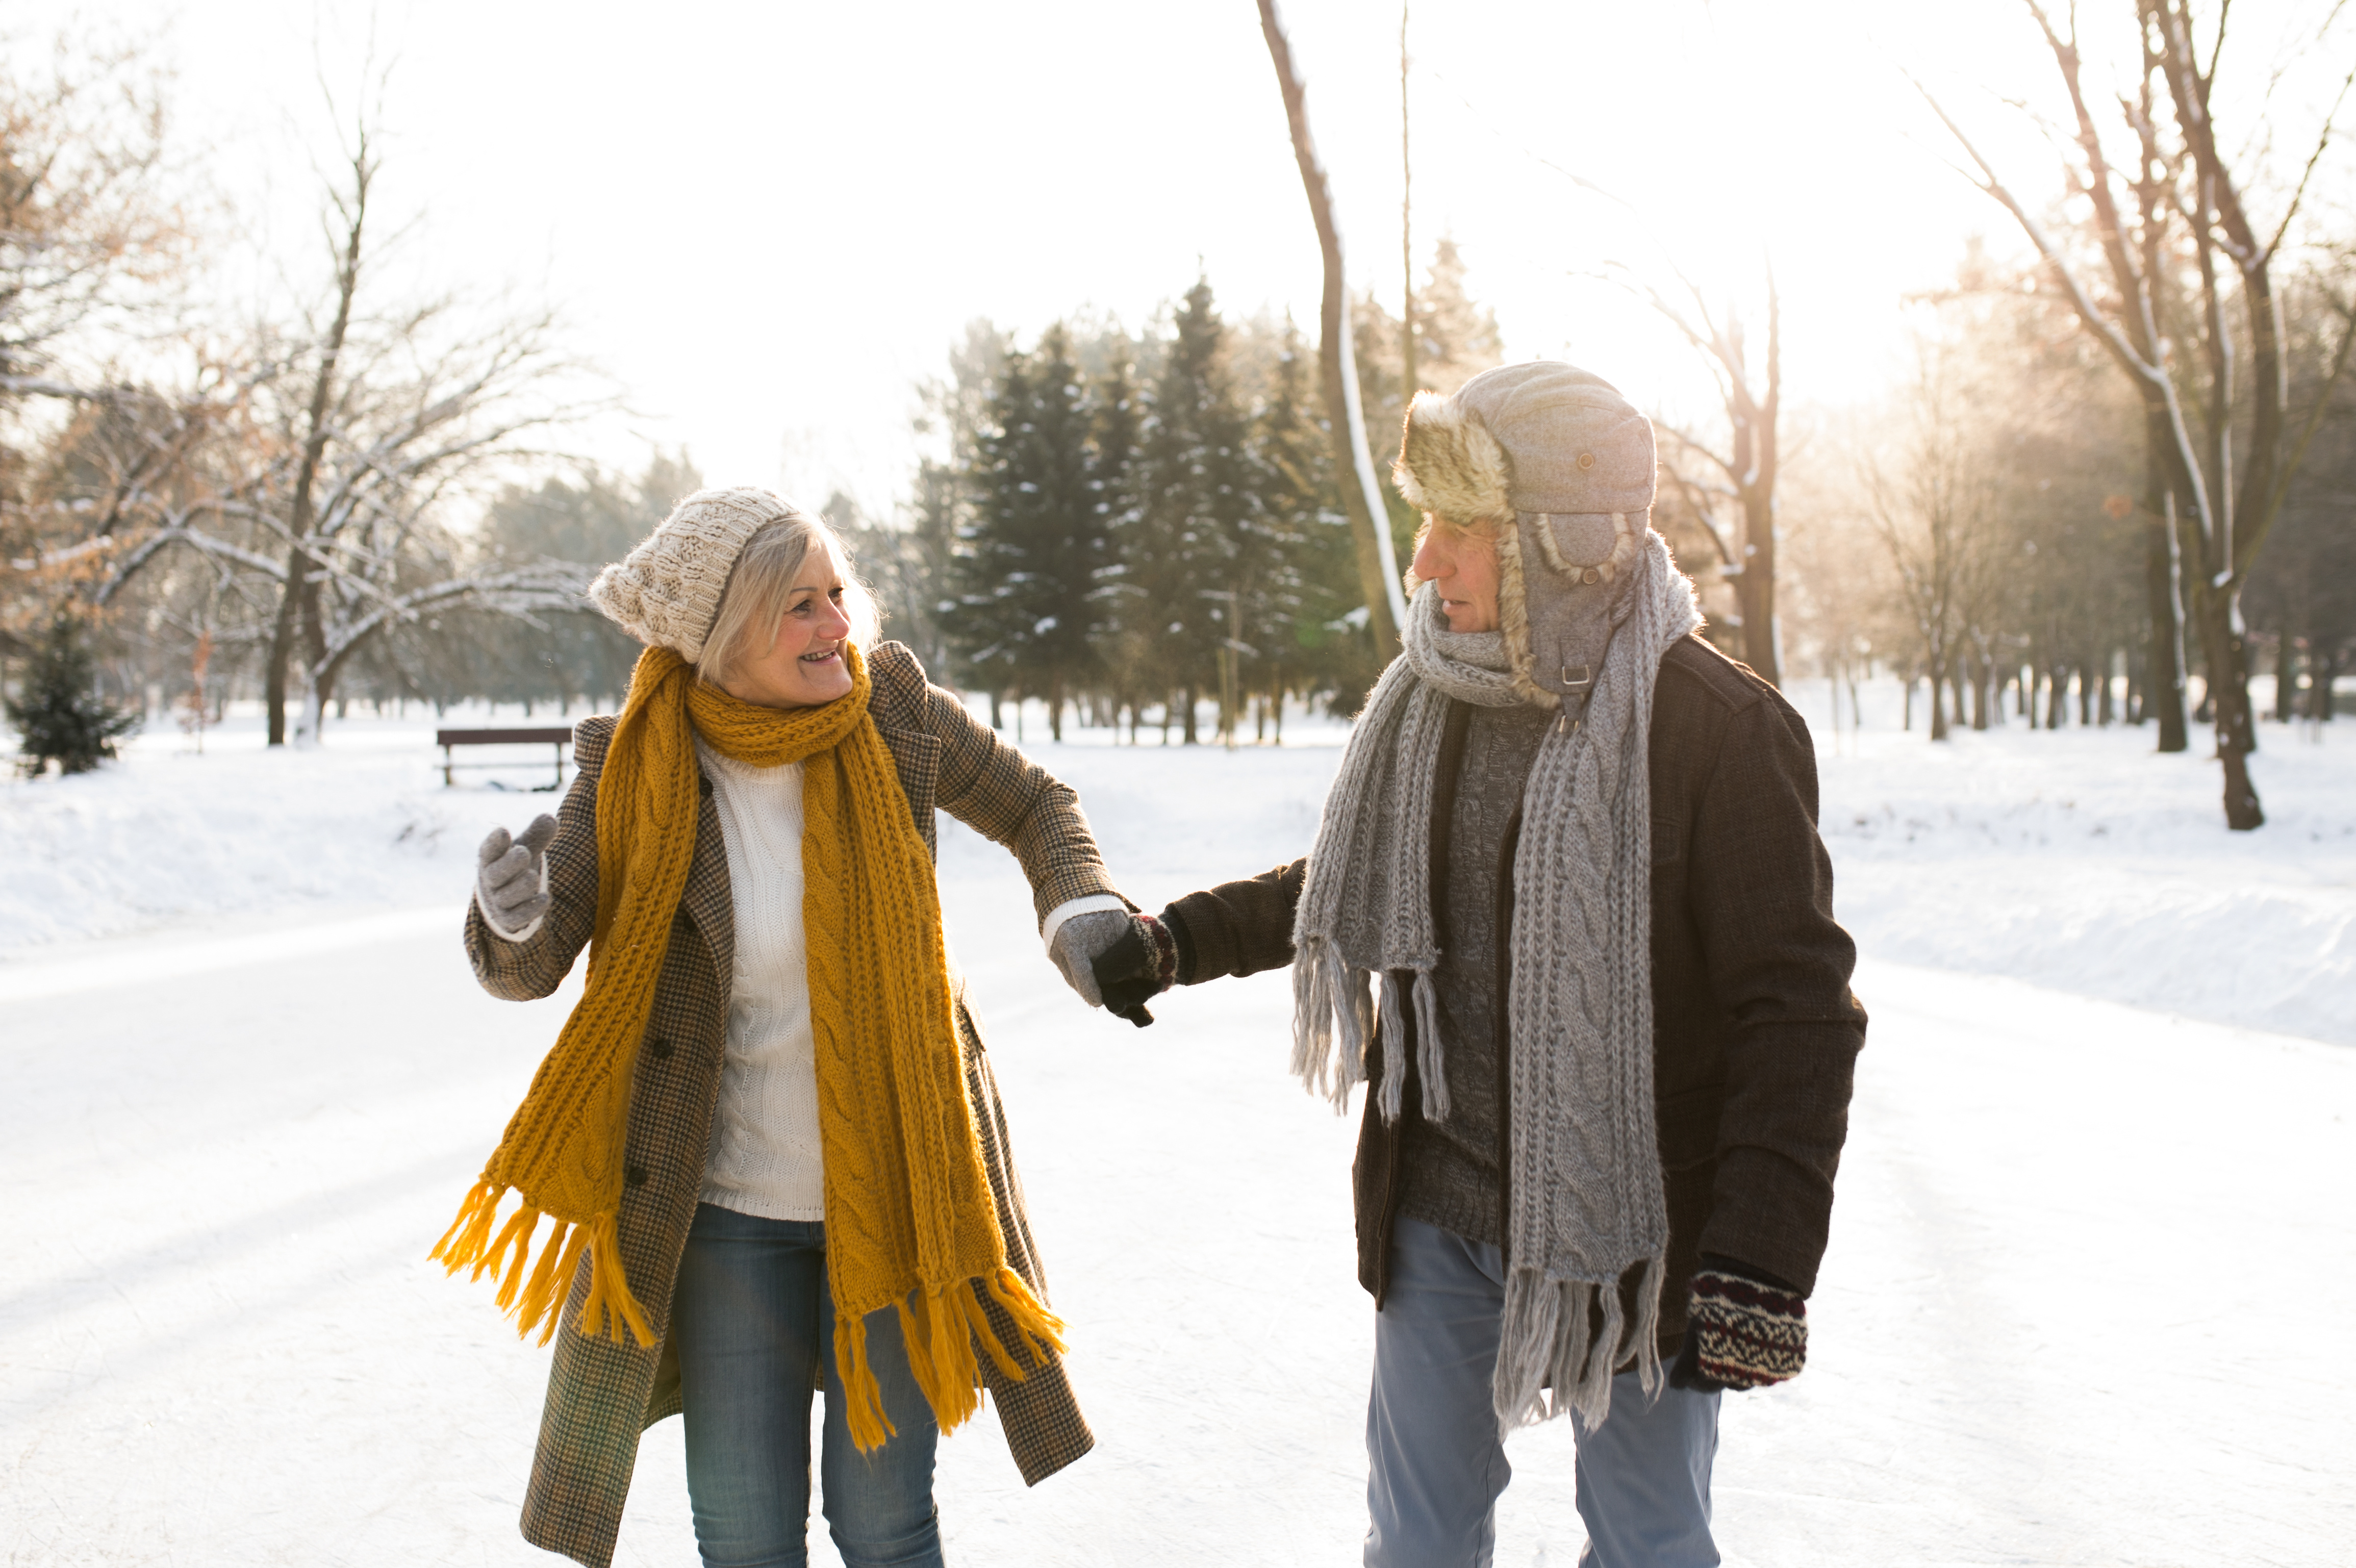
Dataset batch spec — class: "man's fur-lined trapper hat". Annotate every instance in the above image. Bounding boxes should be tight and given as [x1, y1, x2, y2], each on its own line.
[1394, 361, 1657, 708]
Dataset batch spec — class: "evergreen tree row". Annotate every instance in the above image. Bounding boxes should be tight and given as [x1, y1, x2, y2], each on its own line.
[941, 280, 1380, 743]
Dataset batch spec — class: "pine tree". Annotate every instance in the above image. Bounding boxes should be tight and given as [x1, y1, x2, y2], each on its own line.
[1254, 319, 1381, 721]
[1414, 237, 1505, 393]
[1133, 278, 1252, 743]
[1087, 347, 1150, 736]
[6, 615, 140, 775]
[949, 324, 1106, 740]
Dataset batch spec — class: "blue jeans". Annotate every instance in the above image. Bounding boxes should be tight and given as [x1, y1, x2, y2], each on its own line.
[672, 1203, 944, 1568]
[1366, 1217, 1720, 1568]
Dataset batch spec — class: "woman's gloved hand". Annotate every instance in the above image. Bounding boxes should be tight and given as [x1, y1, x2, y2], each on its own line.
[476, 814, 559, 941]
[1668, 1259, 1807, 1394]
[1088, 914, 1178, 1028]
[1048, 908, 1133, 1009]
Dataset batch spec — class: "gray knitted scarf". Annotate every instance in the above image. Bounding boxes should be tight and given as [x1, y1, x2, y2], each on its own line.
[1291, 530, 1701, 1433]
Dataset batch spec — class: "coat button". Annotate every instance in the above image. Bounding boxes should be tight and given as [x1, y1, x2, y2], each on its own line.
[625, 1164, 648, 1188]
[1577, 451, 1597, 470]
[649, 1037, 673, 1060]
[697, 775, 713, 798]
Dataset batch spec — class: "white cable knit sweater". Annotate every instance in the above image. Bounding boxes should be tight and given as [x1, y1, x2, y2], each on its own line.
[694, 740, 826, 1220]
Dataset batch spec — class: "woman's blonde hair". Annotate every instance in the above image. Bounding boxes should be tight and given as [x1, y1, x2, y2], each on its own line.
[695, 509, 881, 689]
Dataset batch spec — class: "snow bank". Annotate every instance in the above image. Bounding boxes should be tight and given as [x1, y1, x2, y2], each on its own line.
[4, 680, 2349, 1045]
[1801, 679, 2355, 1046]
[0, 710, 533, 955]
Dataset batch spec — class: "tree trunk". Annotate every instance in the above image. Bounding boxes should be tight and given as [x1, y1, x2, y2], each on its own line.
[266, 143, 372, 748]
[2143, 471, 2190, 753]
[264, 566, 302, 746]
[1258, 0, 1403, 649]
[1733, 488, 1780, 685]
[1181, 685, 1198, 745]
[2186, 583, 2264, 828]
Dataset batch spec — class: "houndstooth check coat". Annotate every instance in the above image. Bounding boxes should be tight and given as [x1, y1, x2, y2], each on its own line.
[461, 641, 1113, 1568]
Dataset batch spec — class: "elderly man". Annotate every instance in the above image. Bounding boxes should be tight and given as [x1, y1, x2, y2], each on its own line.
[1097, 362, 1866, 1567]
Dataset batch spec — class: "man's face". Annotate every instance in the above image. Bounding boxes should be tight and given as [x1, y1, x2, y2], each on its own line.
[1411, 522, 1502, 634]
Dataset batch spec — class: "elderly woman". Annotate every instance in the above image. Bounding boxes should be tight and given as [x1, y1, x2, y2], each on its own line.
[440, 488, 1138, 1568]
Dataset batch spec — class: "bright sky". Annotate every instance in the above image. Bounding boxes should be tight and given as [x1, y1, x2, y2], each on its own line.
[18, 0, 2353, 518]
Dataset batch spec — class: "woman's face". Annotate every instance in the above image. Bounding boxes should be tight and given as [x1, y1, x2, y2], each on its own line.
[716, 550, 856, 710]
[1411, 522, 1502, 634]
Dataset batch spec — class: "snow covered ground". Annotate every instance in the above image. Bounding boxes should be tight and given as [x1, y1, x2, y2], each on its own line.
[3, 683, 2352, 1565]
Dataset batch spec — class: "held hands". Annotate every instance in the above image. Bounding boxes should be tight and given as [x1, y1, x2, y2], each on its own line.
[1047, 909, 1131, 1008]
[475, 814, 559, 941]
[1668, 1262, 1807, 1394]
[1046, 908, 1177, 1027]
[1088, 914, 1178, 1028]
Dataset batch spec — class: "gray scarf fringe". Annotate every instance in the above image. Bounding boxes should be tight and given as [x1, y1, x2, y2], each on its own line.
[1290, 533, 1701, 1434]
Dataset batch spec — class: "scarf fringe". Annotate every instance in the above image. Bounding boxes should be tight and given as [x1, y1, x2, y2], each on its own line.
[1492, 1257, 1666, 1436]
[429, 1181, 654, 1351]
[1412, 970, 1448, 1122]
[1376, 972, 1406, 1122]
[1290, 942, 1372, 1115]
[838, 1268, 1070, 1454]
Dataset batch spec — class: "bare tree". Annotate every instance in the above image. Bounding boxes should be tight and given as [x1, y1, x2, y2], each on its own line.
[91, 134, 599, 742]
[1619, 259, 1785, 686]
[1917, 0, 2356, 828]
[0, 31, 190, 649]
[0, 34, 184, 404]
[1258, 0, 1407, 651]
[1862, 339, 2008, 740]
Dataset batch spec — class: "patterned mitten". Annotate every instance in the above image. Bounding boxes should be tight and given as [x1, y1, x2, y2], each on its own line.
[1090, 914, 1178, 1028]
[1671, 1265, 1807, 1393]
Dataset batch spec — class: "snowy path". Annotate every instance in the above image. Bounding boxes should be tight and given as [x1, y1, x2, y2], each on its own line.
[5, 811, 2351, 1565]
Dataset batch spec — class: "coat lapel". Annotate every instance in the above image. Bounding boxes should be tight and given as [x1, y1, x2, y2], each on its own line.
[675, 781, 734, 988]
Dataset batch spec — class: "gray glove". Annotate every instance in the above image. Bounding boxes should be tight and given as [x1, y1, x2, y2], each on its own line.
[1048, 908, 1132, 1007]
[476, 814, 558, 940]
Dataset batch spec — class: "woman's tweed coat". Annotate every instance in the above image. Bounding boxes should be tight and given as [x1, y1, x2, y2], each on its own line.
[461, 641, 1114, 1568]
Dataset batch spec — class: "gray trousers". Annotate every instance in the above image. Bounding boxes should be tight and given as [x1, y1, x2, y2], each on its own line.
[1365, 1218, 1721, 1568]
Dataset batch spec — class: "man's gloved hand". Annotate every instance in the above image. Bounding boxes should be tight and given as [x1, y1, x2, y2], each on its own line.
[476, 814, 559, 940]
[1048, 909, 1134, 1009]
[1088, 914, 1178, 1028]
[1669, 1260, 1807, 1394]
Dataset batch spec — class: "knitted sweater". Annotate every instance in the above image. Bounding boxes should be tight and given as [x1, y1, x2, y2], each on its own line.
[1397, 698, 1552, 1248]
[694, 739, 825, 1220]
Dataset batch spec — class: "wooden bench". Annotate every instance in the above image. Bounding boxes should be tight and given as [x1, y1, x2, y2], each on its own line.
[436, 726, 574, 791]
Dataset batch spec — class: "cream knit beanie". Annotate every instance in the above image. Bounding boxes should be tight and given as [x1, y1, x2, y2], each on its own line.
[588, 487, 801, 661]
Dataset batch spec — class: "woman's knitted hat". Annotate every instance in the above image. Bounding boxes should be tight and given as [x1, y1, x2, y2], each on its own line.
[588, 487, 799, 661]
[1394, 361, 1659, 709]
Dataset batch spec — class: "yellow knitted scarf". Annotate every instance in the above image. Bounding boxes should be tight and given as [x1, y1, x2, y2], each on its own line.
[433, 641, 1065, 1449]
